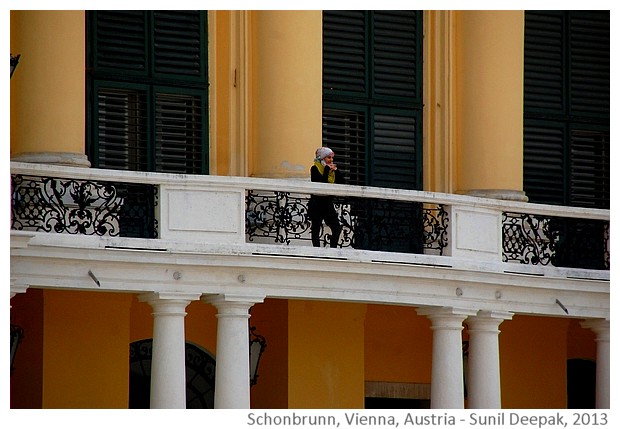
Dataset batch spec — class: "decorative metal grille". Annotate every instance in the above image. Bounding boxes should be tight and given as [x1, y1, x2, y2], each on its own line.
[502, 212, 609, 270]
[11, 174, 158, 238]
[246, 190, 449, 255]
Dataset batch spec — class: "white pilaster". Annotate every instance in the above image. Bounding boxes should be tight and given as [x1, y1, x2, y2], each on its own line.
[581, 319, 610, 409]
[139, 292, 201, 409]
[205, 294, 265, 409]
[466, 310, 513, 409]
[417, 306, 477, 409]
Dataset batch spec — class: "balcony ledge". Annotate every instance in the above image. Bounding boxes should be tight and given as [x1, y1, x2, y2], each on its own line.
[11, 230, 609, 320]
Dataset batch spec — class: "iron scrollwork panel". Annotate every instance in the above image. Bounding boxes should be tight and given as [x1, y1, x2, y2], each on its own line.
[502, 212, 609, 270]
[246, 190, 449, 255]
[245, 190, 312, 244]
[11, 174, 158, 238]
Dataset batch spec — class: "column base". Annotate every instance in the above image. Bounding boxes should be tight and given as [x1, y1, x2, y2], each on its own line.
[11, 151, 91, 168]
[461, 189, 528, 202]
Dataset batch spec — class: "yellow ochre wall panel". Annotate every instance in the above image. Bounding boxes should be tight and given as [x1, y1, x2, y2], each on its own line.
[365, 305, 433, 384]
[41, 290, 132, 408]
[288, 300, 366, 408]
[500, 315, 569, 409]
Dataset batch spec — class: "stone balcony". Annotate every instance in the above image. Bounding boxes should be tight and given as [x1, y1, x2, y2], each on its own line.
[10, 161, 609, 320]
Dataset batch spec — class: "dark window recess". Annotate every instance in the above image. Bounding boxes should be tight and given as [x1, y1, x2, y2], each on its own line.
[567, 359, 596, 409]
[154, 91, 205, 174]
[323, 11, 423, 191]
[523, 11, 609, 209]
[365, 397, 430, 409]
[96, 86, 149, 171]
[87, 11, 209, 174]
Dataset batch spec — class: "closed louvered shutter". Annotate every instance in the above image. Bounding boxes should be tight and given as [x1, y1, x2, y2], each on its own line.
[570, 13, 610, 118]
[93, 11, 147, 74]
[323, 11, 366, 95]
[87, 11, 208, 174]
[371, 109, 418, 189]
[373, 11, 420, 101]
[323, 11, 422, 190]
[523, 11, 609, 209]
[153, 11, 204, 78]
[523, 120, 566, 206]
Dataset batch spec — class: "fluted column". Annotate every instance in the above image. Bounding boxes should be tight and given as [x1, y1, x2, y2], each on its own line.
[418, 307, 477, 409]
[581, 319, 610, 409]
[204, 294, 265, 409]
[139, 292, 201, 409]
[466, 311, 513, 409]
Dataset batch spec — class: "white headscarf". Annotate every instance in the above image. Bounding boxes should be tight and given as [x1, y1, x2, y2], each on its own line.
[314, 147, 334, 162]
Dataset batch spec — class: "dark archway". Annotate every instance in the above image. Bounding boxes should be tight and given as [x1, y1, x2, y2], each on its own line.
[129, 339, 216, 409]
[567, 358, 596, 409]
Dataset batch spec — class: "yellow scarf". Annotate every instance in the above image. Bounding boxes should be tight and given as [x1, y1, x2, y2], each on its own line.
[314, 160, 336, 183]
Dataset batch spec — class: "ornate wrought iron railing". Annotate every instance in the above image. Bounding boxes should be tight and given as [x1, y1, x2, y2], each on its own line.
[9, 165, 609, 271]
[245, 190, 449, 255]
[11, 174, 158, 238]
[502, 212, 610, 270]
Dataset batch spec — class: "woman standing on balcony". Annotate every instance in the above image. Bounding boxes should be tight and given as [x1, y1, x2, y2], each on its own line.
[309, 147, 343, 248]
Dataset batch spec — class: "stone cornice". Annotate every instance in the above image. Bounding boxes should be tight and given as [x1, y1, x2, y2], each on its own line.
[10, 231, 609, 319]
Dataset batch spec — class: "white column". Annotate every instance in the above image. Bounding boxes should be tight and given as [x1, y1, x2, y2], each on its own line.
[205, 294, 265, 409]
[581, 319, 610, 409]
[466, 310, 513, 409]
[418, 307, 477, 409]
[139, 292, 201, 409]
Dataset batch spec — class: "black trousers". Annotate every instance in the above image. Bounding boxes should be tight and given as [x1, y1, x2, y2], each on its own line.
[308, 197, 342, 248]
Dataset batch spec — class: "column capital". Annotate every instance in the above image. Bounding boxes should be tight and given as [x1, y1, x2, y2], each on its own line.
[417, 306, 478, 329]
[473, 310, 514, 320]
[138, 292, 201, 316]
[203, 293, 265, 310]
[467, 310, 513, 331]
[10, 281, 29, 299]
[581, 319, 610, 340]
[139, 291, 202, 304]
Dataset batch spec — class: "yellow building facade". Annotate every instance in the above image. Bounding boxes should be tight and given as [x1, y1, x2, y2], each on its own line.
[10, 10, 606, 410]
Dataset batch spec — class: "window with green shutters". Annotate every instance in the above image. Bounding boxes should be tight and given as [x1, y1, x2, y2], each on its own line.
[86, 11, 209, 174]
[322, 11, 423, 190]
[523, 11, 609, 209]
